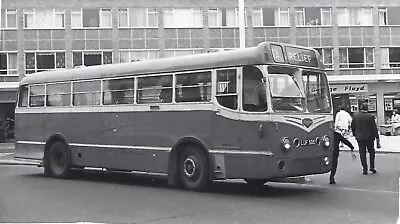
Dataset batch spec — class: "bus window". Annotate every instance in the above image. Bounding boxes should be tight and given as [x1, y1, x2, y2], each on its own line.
[29, 85, 45, 107]
[302, 71, 331, 113]
[46, 83, 71, 106]
[216, 69, 238, 110]
[103, 78, 135, 105]
[137, 75, 173, 104]
[18, 85, 29, 107]
[72, 80, 101, 106]
[242, 66, 267, 112]
[268, 66, 305, 112]
[175, 71, 211, 102]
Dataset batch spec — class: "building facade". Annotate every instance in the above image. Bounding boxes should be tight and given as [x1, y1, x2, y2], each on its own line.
[1, 0, 400, 139]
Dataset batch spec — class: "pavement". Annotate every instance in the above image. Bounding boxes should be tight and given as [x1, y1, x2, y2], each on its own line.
[340, 134, 400, 154]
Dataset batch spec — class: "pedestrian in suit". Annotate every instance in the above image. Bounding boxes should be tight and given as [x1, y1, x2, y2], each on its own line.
[351, 102, 379, 175]
[330, 108, 355, 184]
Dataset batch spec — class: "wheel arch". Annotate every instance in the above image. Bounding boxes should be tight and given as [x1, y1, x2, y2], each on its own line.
[167, 136, 213, 186]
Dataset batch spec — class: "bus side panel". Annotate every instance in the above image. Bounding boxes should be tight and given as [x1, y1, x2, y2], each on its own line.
[131, 110, 214, 173]
[15, 111, 45, 160]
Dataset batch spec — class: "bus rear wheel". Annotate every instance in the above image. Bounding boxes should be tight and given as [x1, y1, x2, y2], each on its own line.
[45, 141, 71, 179]
[244, 179, 268, 187]
[179, 146, 209, 191]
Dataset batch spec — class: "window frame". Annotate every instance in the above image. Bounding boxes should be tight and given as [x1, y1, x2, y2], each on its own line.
[25, 51, 66, 74]
[295, 8, 306, 27]
[215, 67, 239, 111]
[174, 69, 212, 103]
[119, 50, 159, 63]
[321, 7, 332, 26]
[45, 82, 72, 107]
[0, 52, 18, 75]
[102, 77, 136, 105]
[72, 51, 113, 67]
[23, 8, 66, 29]
[163, 8, 203, 28]
[378, 8, 388, 26]
[337, 7, 373, 27]
[136, 73, 174, 104]
[5, 9, 17, 29]
[99, 8, 112, 28]
[72, 80, 102, 106]
[339, 47, 375, 69]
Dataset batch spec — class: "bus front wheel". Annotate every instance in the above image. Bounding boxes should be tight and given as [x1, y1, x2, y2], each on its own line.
[244, 179, 268, 186]
[179, 146, 209, 191]
[45, 141, 71, 179]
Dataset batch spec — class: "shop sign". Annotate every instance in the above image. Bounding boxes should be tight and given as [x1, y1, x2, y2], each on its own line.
[0, 91, 17, 103]
[330, 84, 368, 94]
[385, 98, 393, 111]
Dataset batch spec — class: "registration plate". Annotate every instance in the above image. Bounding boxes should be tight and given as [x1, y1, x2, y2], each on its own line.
[300, 139, 317, 146]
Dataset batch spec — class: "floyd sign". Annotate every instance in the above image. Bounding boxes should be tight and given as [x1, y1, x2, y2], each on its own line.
[330, 84, 368, 94]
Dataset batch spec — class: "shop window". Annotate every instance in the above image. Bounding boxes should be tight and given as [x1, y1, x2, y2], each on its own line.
[175, 71, 211, 103]
[216, 68, 238, 110]
[137, 75, 173, 104]
[25, 52, 65, 74]
[384, 94, 400, 124]
[164, 8, 203, 28]
[29, 85, 45, 107]
[339, 48, 374, 69]
[73, 80, 101, 106]
[103, 78, 135, 105]
[6, 9, 17, 28]
[46, 83, 71, 107]
[337, 7, 372, 26]
[73, 52, 112, 67]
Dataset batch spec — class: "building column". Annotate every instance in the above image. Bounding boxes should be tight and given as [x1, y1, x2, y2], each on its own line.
[372, 6, 381, 74]
[202, 3, 210, 52]
[64, 8, 72, 69]
[246, 5, 254, 47]
[377, 90, 385, 126]
[332, 2, 340, 76]
[157, 7, 165, 58]
[111, 7, 119, 63]
[16, 6, 24, 79]
[289, 5, 296, 44]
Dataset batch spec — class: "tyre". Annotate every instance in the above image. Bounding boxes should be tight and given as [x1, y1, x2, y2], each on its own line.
[244, 179, 268, 186]
[45, 141, 71, 178]
[179, 145, 209, 191]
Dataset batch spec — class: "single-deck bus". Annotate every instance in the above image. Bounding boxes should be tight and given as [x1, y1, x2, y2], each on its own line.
[15, 42, 333, 190]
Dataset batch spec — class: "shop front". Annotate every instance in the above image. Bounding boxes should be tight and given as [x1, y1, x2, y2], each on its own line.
[0, 83, 19, 142]
[328, 74, 400, 128]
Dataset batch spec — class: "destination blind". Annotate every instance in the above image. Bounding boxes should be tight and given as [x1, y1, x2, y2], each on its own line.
[285, 46, 319, 67]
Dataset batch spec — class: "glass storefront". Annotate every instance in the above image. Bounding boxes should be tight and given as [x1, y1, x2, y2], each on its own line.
[383, 93, 400, 124]
[332, 93, 377, 119]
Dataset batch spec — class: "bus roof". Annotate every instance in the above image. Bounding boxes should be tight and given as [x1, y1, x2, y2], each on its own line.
[20, 42, 323, 85]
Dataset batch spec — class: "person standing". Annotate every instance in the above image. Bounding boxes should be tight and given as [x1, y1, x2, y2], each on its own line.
[351, 102, 379, 175]
[335, 106, 352, 146]
[330, 109, 355, 184]
[390, 109, 400, 134]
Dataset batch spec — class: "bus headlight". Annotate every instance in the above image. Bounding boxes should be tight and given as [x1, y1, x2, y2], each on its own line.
[281, 137, 291, 151]
[322, 135, 330, 148]
[324, 156, 330, 166]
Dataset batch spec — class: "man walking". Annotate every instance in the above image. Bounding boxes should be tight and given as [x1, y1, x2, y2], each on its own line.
[330, 107, 355, 184]
[351, 102, 379, 175]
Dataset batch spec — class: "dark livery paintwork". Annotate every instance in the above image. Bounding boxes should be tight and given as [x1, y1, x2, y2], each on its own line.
[15, 41, 331, 183]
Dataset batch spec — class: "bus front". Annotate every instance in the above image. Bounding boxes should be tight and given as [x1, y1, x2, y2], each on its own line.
[262, 43, 333, 180]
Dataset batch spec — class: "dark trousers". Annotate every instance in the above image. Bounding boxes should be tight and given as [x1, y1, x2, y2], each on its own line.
[356, 140, 375, 172]
[330, 132, 354, 180]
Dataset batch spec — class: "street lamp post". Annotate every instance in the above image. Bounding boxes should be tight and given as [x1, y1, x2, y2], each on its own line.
[238, 0, 245, 48]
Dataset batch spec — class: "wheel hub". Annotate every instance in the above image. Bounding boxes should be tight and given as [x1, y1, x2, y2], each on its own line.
[183, 157, 196, 178]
